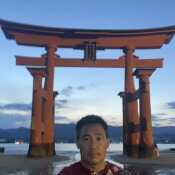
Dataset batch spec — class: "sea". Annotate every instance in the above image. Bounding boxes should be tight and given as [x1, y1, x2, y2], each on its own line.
[0, 143, 175, 175]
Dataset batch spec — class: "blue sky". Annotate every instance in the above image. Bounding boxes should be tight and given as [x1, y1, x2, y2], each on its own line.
[0, 0, 175, 128]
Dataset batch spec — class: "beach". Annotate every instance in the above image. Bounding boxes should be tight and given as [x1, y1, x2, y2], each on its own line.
[0, 151, 175, 175]
[0, 143, 175, 174]
[0, 154, 69, 175]
[110, 150, 175, 174]
[111, 150, 175, 167]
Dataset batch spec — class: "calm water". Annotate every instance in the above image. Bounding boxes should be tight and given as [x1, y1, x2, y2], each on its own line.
[1, 142, 123, 155]
[0, 143, 175, 175]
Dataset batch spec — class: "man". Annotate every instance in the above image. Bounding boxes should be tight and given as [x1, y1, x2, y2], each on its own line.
[58, 115, 123, 175]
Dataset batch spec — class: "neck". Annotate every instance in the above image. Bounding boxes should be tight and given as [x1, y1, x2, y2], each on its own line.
[80, 160, 106, 173]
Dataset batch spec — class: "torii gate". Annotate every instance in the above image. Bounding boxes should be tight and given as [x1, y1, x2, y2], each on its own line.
[0, 19, 175, 158]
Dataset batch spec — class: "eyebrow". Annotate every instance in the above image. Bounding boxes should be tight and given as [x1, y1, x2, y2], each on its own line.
[81, 133, 104, 138]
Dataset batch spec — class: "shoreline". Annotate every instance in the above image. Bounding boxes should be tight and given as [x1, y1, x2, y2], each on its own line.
[0, 154, 69, 171]
[0, 151, 175, 174]
[110, 151, 175, 167]
[0, 150, 175, 167]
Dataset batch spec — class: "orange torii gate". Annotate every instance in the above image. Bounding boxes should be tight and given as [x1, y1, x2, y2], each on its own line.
[0, 19, 175, 158]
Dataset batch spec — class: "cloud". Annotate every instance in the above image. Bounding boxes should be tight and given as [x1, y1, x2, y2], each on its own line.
[152, 113, 175, 127]
[59, 84, 91, 97]
[60, 86, 73, 97]
[167, 101, 175, 109]
[0, 113, 31, 129]
[1, 99, 175, 129]
[0, 103, 31, 117]
[0, 102, 73, 128]
[77, 86, 86, 90]
[151, 101, 175, 126]
[105, 115, 122, 126]
[55, 115, 73, 123]
[0, 102, 32, 128]
[0, 103, 31, 111]
[155, 113, 167, 116]
[55, 99, 68, 108]
[0, 101, 73, 128]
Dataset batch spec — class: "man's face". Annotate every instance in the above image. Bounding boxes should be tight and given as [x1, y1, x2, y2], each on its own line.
[76, 123, 110, 166]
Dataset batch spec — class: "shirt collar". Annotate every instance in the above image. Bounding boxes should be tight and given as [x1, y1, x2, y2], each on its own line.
[79, 161, 110, 175]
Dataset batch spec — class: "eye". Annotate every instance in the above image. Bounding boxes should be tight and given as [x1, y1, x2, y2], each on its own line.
[96, 136, 102, 141]
[83, 137, 89, 141]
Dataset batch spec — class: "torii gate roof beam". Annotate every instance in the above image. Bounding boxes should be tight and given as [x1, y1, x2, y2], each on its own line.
[0, 19, 174, 49]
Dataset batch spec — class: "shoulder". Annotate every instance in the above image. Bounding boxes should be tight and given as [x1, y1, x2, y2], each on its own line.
[107, 161, 123, 174]
[57, 162, 81, 175]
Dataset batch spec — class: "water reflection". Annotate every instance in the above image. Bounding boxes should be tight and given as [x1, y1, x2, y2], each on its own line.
[124, 164, 154, 175]
[2, 162, 175, 175]
[122, 164, 175, 175]
[4, 161, 54, 175]
[1, 143, 175, 175]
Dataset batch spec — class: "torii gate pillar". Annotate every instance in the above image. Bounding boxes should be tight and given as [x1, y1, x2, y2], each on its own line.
[53, 91, 58, 117]
[134, 69, 159, 158]
[124, 48, 140, 157]
[118, 91, 127, 155]
[27, 67, 57, 157]
[41, 46, 57, 156]
[27, 67, 46, 157]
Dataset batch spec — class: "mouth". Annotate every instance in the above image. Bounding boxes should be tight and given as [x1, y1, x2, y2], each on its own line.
[88, 152, 100, 157]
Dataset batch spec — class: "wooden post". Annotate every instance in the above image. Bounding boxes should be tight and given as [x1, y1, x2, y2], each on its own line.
[42, 45, 57, 156]
[118, 91, 127, 155]
[27, 67, 46, 157]
[124, 47, 140, 157]
[134, 69, 159, 158]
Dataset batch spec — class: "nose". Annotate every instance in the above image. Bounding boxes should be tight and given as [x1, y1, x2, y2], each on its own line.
[89, 138, 98, 149]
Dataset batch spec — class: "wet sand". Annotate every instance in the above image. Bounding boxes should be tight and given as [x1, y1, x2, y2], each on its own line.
[0, 154, 69, 174]
[111, 150, 175, 167]
[110, 151, 175, 174]
[0, 151, 175, 174]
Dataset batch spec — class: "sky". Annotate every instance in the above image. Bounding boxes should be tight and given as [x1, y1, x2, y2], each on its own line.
[0, 0, 175, 128]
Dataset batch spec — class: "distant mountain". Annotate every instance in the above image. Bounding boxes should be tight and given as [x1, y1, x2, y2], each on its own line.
[0, 124, 175, 143]
[0, 127, 29, 143]
[153, 127, 175, 143]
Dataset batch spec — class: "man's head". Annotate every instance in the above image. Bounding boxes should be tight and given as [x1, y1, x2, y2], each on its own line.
[76, 115, 110, 169]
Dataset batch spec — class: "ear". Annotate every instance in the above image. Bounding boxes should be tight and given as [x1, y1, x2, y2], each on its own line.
[106, 138, 110, 148]
[76, 140, 80, 149]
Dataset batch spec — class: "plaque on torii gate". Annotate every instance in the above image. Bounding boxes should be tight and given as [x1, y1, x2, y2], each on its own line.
[1, 19, 175, 158]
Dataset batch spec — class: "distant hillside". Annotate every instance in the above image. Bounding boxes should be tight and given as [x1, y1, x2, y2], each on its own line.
[0, 124, 175, 143]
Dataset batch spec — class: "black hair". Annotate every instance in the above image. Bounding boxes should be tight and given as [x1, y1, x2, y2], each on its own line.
[76, 114, 108, 140]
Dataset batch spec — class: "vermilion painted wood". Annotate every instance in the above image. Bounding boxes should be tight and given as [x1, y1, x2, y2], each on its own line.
[134, 69, 159, 158]
[16, 55, 163, 68]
